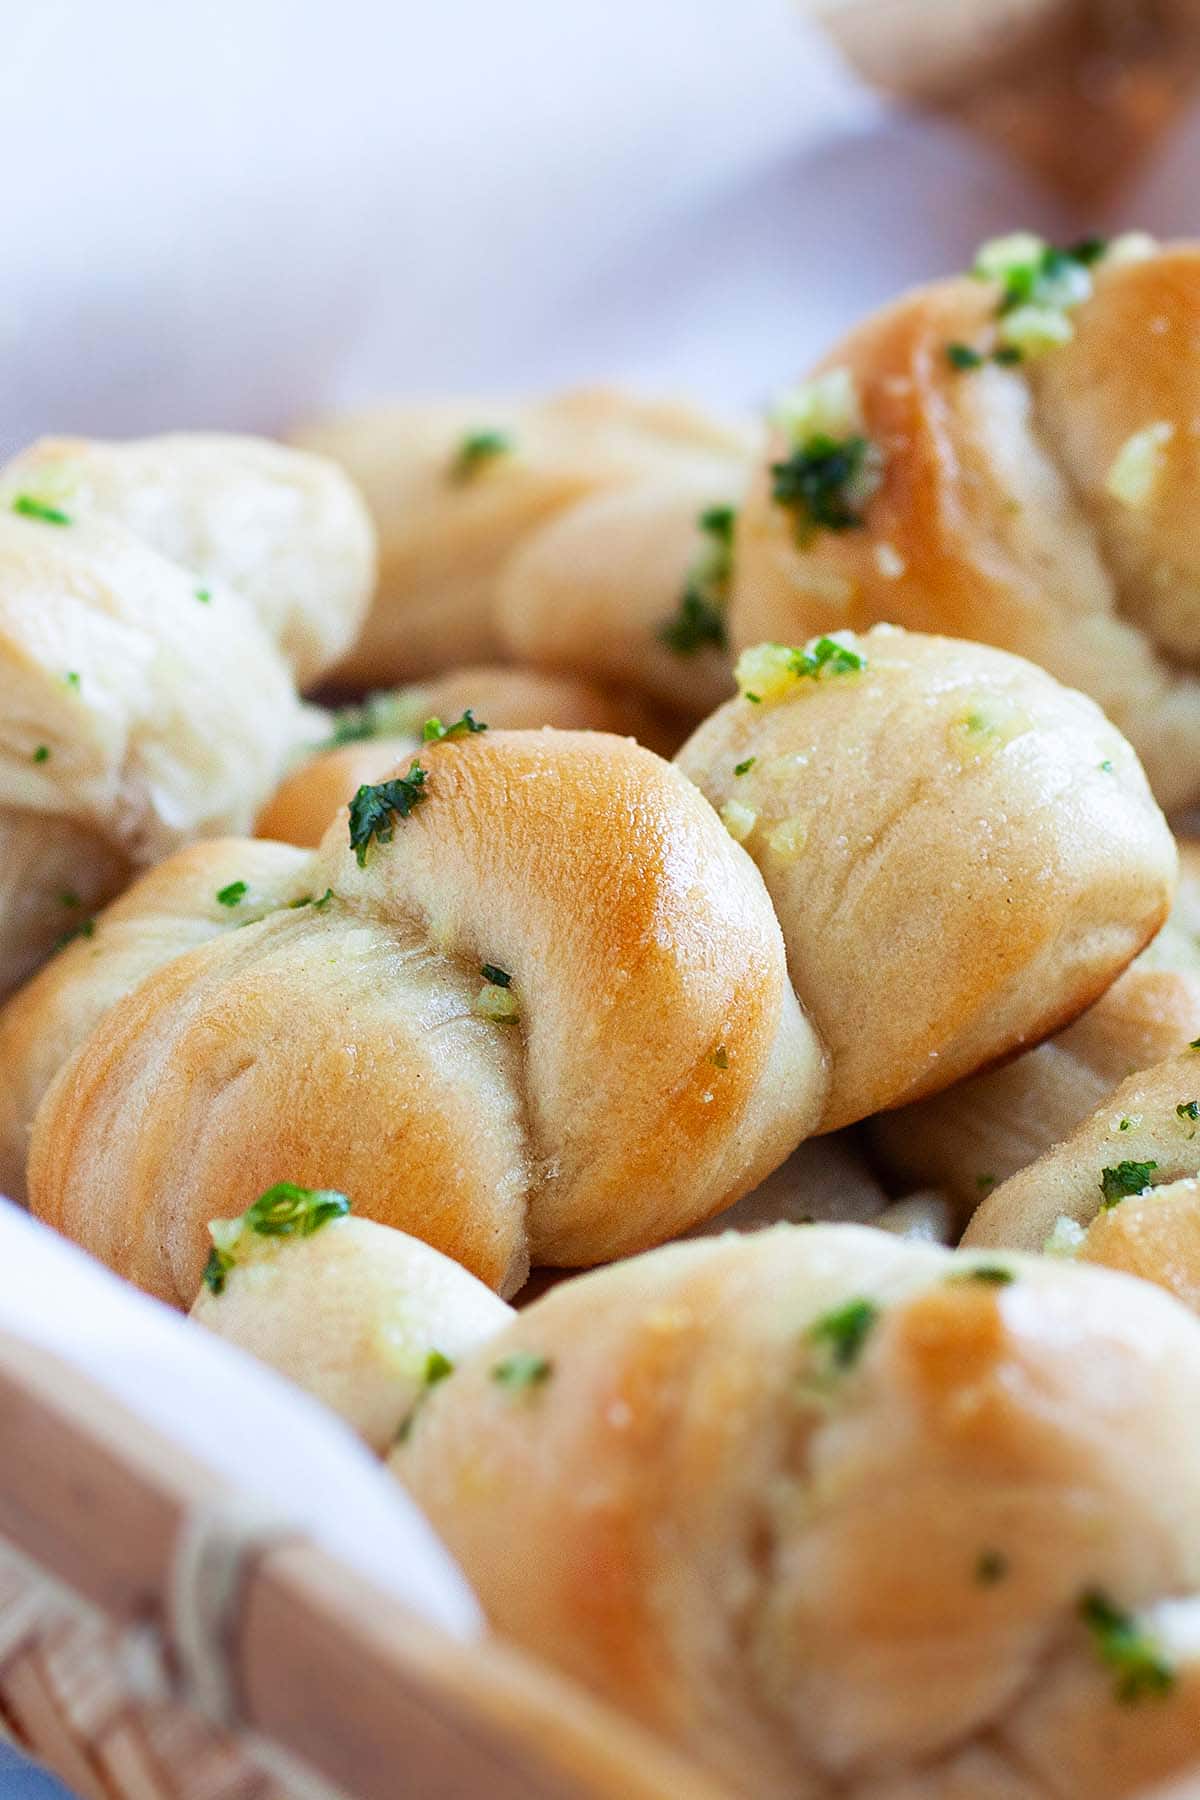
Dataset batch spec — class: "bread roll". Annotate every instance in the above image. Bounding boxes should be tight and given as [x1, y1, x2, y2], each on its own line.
[291, 387, 751, 699]
[0, 837, 310, 1203]
[258, 665, 679, 848]
[964, 1052, 1200, 1314]
[191, 1200, 512, 1453]
[0, 432, 375, 687]
[24, 729, 823, 1300]
[494, 479, 739, 718]
[730, 236, 1200, 809]
[676, 625, 1175, 1129]
[0, 433, 374, 998]
[874, 842, 1200, 1216]
[398, 1222, 1200, 1797]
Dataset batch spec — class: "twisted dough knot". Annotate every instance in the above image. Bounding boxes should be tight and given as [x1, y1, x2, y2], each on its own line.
[675, 624, 1176, 1130]
[872, 842, 1200, 1222]
[0, 432, 375, 996]
[2, 628, 1176, 1293]
[393, 1222, 1200, 1798]
[964, 1050, 1200, 1315]
[732, 240, 1200, 809]
[292, 386, 753, 712]
[24, 729, 822, 1300]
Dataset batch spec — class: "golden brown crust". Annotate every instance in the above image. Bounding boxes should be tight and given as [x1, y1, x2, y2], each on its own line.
[24, 731, 824, 1301]
[873, 841, 1200, 1216]
[398, 1222, 1200, 1796]
[676, 626, 1176, 1129]
[257, 666, 681, 848]
[730, 243, 1200, 809]
[964, 1052, 1200, 1302]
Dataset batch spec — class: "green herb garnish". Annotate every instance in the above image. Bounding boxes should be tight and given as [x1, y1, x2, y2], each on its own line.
[809, 1297, 879, 1371]
[947, 1265, 1015, 1286]
[480, 963, 512, 988]
[491, 1351, 554, 1392]
[54, 918, 95, 953]
[791, 635, 866, 679]
[216, 880, 248, 908]
[422, 710, 487, 742]
[348, 765, 428, 866]
[13, 494, 71, 525]
[195, 587, 211, 604]
[771, 434, 877, 537]
[947, 343, 984, 369]
[1099, 1161, 1158, 1209]
[976, 1173, 997, 1192]
[65, 671, 80, 689]
[658, 504, 735, 655]
[733, 757, 755, 777]
[1079, 1590, 1175, 1703]
[710, 1046, 729, 1069]
[32, 746, 49, 764]
[288, 888, 334, 911]
[1178, 1101, 1200, 1121]
[244, 1182, 350, 1237]
[451, 429, 512, 482]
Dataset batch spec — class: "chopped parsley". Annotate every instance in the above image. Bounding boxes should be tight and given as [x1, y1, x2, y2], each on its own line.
[1079, 1590, 1174, 1703]
[491, 1351, 553, 1391]
[195, 587, 212, 604]
[202, 1183, 350, 1295]
[1099, 759, 1114, 772]
[288, 888, 334, 911]
[809, 1297, 878, 1371]
[733, 757, 756, 777]
[65, 671, 80, 689]
[976, 1173, 997, 1192]
[947, 1265, 1015, 1287]
[1192, 1038, 1200, 1051]
[1178, 1101, 1200, 1121]
[348, 765, 428, 866]
[422, 709, 487, 742]
[793, 636, 866, 679]
[976, 1550, 1009, 1585]
[58, 889, 80, 909]
[450, 429, 512, 482]
[1099, 1160, 1157, 1209]
[658, 504, 735, 656]
[12, 494, 71, 525]
[216, 880, 248, 908]
[244, 1182, 350, 1237]
[31, 746, 49, 764]
[947, 343, 984, 369]
[394, 1349, 457, 1444]
[976, 236, 1105, 313]
[54, 918, 95, 952]
[480, 963, 512, 988]
[771, 434, 878, 538]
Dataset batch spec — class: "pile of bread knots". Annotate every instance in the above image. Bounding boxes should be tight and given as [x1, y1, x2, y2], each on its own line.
[11, 228, 1200, 1798]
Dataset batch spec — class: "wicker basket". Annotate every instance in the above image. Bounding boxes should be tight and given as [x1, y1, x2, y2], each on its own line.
[0, 1322, 723, 1800]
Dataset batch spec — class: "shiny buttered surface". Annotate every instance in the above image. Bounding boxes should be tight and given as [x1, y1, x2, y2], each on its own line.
[676, 626, 1176, 1129]
[397, 1223, 1200, 1799]
[874, 842, 1200, 1218]
[24, 730, 822, 1302]
[732, 239, 1200, 809]
[0, 432, 374, 998]
[257, 664, 679, 848]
